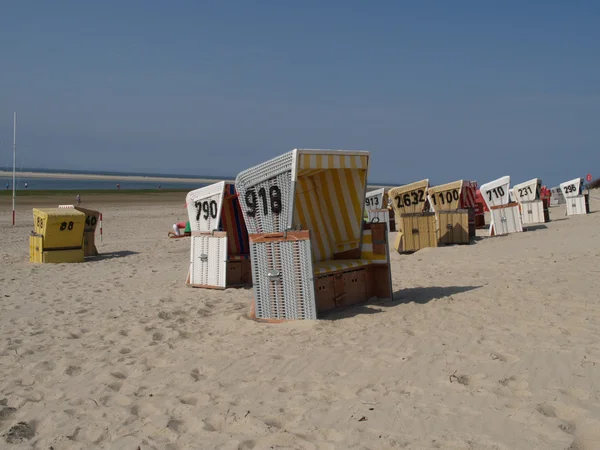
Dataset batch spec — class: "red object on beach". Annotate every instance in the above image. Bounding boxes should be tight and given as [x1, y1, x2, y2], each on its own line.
[587, 173, 592, 182]
[459, 181, 477, 209]
[540, 186, 551, 200]
[475, 189, 489, 212]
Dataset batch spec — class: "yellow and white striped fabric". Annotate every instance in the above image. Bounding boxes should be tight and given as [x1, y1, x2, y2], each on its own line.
[359, 229, 388, 264]
[298, 152, 368, 172]
[294, 167, 367, 261]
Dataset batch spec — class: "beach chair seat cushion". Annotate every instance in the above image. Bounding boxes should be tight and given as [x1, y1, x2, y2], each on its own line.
[313, 259, 372, 275]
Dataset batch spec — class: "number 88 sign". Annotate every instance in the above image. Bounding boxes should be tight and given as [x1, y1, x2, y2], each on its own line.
[479, 176, 511, 209]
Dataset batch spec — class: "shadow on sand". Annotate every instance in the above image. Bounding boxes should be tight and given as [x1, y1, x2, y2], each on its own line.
[88, 250, 139, 261]
[320, 285, 482, 320]
[524, 224, 548, 232]
[392, 285, 482, 305]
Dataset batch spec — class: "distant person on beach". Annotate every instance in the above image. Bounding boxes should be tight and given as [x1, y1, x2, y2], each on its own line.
[5, 183, 8, 190]
[116, 183, 120, 190]
[76, 194, 81, 205]
[24, 182, 28, 189]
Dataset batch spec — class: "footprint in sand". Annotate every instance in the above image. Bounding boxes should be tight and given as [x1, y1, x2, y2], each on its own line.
[110, 371, 127, 380]
[107, 382, 122, 392]
[190, 369, 205, 382]
[490, 352, 508, 362]
[3, 421, 35, 444]
[179, 396, 197, 406]
[65, 366, 81, 376]
[152, 332, 164, 342]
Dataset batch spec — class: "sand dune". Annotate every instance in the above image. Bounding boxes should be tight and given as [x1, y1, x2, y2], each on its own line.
[1, 196, 599, 449]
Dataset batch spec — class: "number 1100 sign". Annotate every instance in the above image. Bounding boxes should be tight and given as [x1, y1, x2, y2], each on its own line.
[431, 189, 459, 206]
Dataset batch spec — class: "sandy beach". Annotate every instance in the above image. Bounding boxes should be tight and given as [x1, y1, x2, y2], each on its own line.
[1, 193, 600, 449]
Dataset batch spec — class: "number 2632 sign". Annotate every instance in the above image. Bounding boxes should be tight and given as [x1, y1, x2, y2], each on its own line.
[394, 189, 425, 208]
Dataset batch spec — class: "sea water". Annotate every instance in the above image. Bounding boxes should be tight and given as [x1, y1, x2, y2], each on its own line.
[0, 168, 217, 191]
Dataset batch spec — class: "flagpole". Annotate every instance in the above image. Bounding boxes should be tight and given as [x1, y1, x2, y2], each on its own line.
[12, 112, 16, 226]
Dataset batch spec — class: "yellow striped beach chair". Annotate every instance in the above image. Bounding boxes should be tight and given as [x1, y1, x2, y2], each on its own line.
[235, 149, 393, 320]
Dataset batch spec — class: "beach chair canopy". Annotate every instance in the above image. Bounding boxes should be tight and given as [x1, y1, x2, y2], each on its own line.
[427, 180, 464, 212]
[513, 178, 542, 203]
[479, 176, 511, 210]
[559, 178, 584, 198]
[365, 188, 386, 212]
[186, 181, 249, 259]
[388, 179, 430, 216]
[235, 149, 369, 263]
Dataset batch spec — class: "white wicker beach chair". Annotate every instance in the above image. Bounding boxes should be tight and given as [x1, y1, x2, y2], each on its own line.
[560, 178, 588, 216]
[186, 181, 250, 289]
[512, 178, 549, 225]
[479, 176, 523, 236]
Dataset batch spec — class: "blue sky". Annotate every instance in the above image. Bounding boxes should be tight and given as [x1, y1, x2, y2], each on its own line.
[1, 1, 598, 186]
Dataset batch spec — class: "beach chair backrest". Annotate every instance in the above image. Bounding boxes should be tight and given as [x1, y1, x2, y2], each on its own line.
[550, 186, 566, 205]
[235, 151, 295, 234]
[388, 179, 430, 216]
[236, 149, 369, 262]
[365, 188, 386, 212]
[513, 178, 541, 203]
[427, 180, 463, 212]
[559, 178, 583, 199]
[186, 181, 226, 232]
[479, 176, 511, 210]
